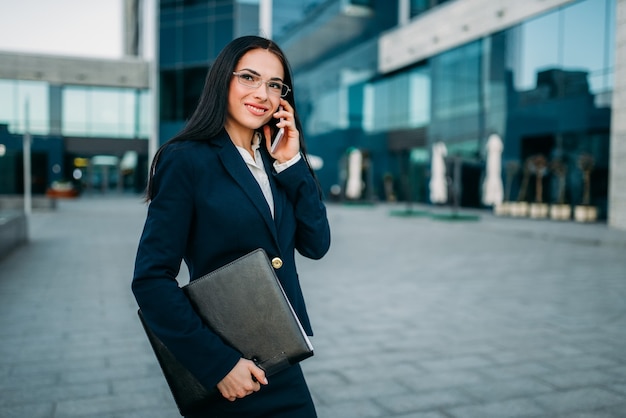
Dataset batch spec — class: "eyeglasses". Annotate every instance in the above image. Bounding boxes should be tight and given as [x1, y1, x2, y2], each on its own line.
[232, 71, 291, 97]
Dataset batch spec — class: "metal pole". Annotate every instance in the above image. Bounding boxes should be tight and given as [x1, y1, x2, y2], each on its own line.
[259, 0, 273, 39]
[23, 99, 32, 239]
[398, 0, 410, 26]
[149, 0, 159, 164]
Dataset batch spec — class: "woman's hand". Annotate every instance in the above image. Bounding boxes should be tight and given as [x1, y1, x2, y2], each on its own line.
[263, 99, 300, 163]
[217, 358, 268, 402]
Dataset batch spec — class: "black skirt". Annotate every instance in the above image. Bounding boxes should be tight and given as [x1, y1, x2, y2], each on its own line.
[185, 364, 317, 418]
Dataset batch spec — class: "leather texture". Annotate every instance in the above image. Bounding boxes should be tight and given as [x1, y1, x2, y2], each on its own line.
[184, 248, 314, 374]
[139, 248, 314, 416]
[138, 310, 219, 415]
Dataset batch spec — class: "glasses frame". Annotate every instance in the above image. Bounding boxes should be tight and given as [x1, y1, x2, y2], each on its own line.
[232, 71, 291, 98]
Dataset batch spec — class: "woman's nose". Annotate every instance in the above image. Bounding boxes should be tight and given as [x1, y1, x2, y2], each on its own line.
[253, 82, 269, 99]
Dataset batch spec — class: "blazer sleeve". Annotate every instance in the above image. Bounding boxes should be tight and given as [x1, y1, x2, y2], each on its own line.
[132, 143, 241, 390]
[274, 157, 331, 259]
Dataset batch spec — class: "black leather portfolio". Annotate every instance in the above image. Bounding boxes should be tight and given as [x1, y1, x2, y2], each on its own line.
[138, 248, 314, 416]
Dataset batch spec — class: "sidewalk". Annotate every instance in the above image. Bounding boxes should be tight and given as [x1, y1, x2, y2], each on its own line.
[1, 196, 625, 418]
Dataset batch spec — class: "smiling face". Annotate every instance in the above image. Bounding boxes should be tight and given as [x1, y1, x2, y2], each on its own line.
[225, 48, 285, 147]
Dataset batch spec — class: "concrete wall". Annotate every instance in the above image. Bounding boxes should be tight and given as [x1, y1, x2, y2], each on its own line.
[0, 52, 149, 88]
[0, 212, 27, 261]
[0, 196, 57, 211]
[610, 0, 626, 230]
[379, 0, 575, 74]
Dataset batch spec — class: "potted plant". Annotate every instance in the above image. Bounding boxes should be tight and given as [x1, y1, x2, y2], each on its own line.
[574, 153, 598, 222]
[46, 180, 79, 198]
[528, 154, 549, 218]
[509, 158, 531, 217]
[549, 158, 571, 220]
[494, 160, 519, 216]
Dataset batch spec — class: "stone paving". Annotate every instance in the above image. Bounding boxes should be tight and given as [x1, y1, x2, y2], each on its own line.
[1, 195, 626, 418]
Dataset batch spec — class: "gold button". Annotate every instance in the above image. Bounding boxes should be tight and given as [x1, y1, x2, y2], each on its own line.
[271, 257, 283, 269]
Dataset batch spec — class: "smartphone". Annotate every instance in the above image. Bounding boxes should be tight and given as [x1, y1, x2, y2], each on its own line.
[270, 106, 284, 153]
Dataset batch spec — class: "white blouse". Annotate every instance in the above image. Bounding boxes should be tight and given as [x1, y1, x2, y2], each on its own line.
[235, 133, 301, 218]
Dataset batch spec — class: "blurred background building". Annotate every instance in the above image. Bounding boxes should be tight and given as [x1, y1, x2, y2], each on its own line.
[1, 0, 624, 230]
[0, 0, 151, 197]
[153, 0, 623, 229]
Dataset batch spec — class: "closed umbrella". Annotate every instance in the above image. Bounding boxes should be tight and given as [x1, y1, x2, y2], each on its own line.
[429, 142, 448, 204]
[481, 134, 504, 206]
[345, 148, 363, 200]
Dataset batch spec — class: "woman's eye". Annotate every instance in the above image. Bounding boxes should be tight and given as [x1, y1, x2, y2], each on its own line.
[268, 82, 282, 90]
[240, 73, 255, 81]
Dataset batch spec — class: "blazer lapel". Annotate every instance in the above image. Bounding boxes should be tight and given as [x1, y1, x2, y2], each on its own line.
[260, 148, 284, 225]
[215, 133, 279, 240]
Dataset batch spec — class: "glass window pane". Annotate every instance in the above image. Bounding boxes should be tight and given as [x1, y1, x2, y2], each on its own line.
[90, 88, 136, 137]
[607, 0, 615, 72]
[15, 81, 48, 135]
[409, 68, 430, 127]
[515, 12, 559, 91]
[363, 65, 430, 133]
[308, 90, 344, 135]
[117, 89, 137, 138]
[138, 90, 152, 138]
[0, 80, 16, 130]
[62, 86, 146, 138]
[183, 22, 208, 62]
[562, 0, 605, 74]
[160, 25, 178, 66]
[63, 87, 88, 136]
[410, 0, 430, 18]
[432, 42, 481, 120]
[89, 89, 118, 136]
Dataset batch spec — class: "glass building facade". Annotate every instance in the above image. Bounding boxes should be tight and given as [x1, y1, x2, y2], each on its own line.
[154, 0, 617, 220]
[0, 80, 150, 138]
[0, 78, 151, 195]
[158, 0, 260, 142]
[280, 0, 614, 217]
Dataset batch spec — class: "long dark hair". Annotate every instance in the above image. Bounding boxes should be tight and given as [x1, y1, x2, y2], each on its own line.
[145, 35, 315, 200]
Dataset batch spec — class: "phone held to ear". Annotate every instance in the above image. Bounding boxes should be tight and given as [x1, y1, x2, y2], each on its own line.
[270, 106, 285, 153]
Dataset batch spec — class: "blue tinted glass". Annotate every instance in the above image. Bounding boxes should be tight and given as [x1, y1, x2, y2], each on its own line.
[62, 87, 147, 138]
[183, 22, 208, 62]
[361, 65, 429, 133]
[515, 12, 559, 91]
[137, 90, 152, 138]
[349, 0, 373, 6]
[63, 87, 88, 136]
[91, 88, 137, 138]
[213, 18, 233, 53]
[432, 41, 481, 120]
[410, 68, 430, 127]
[410, 0, 430, 17]
[607, 0, 615, 72]
[160, 25, 178, 66]
[562, 0, 605, 78]
[0, 80, 16, 130]
[18, 81, 49, 135]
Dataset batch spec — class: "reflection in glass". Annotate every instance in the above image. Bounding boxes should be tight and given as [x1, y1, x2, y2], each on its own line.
[0, 80, 15, 129]
[63, 86, 149, 138]
[63, 87, 88, 136]
[512, 12, 559, 91]
[364, 66, 430, 133]
[0, 80, 48, 135]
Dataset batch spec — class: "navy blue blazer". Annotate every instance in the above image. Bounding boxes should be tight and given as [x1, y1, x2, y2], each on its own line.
[132, 131, 331, 391]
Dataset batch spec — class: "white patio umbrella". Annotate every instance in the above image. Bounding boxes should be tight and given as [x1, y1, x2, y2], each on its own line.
[429, 142, 448, 204]
[481, 134, 504, 206]
[345, 148, 363, 200]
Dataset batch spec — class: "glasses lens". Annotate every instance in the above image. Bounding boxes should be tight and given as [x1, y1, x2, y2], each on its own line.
[234, 72, 289, 97]
[237, 73, 257, 87]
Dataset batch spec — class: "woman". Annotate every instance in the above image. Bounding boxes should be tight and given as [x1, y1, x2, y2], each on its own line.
[132, 35, 331, 417]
